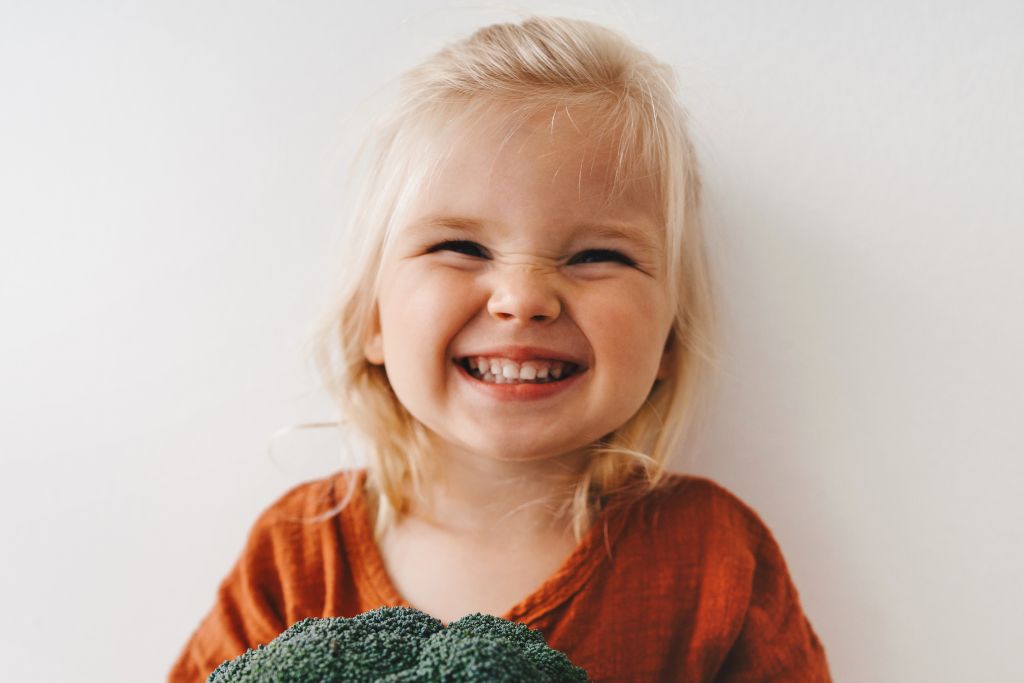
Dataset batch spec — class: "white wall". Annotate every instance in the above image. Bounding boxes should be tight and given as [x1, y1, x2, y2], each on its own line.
[1, 1, 1021, 681]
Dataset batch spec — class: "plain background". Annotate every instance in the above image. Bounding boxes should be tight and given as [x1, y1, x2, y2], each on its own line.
[2, 0, 1022, 680]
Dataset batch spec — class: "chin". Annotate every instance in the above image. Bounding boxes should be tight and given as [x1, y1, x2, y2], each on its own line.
[463, 438, 593, 464]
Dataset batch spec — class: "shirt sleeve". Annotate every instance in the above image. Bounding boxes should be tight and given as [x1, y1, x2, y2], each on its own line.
[714, 526, 832, 683]
[167, 507, 291, 683]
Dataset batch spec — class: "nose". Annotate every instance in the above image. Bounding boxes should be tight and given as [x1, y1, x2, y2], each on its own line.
[486, 266, 561, 324]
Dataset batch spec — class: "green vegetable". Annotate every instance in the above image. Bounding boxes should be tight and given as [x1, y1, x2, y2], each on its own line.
[208, 606, 590, 682]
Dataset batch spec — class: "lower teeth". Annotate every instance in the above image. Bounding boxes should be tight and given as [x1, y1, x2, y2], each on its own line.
[478, 373, 554, 384]
[468, 369, 562, 384]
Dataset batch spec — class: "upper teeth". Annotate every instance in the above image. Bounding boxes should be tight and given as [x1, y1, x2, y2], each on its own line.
[463, 357, 574, 383]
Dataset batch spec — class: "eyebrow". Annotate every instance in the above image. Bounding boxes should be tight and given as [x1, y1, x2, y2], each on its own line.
[581, 224, 662, 253]
[407, 215, 662, 253]
[408, 216, 485, 233]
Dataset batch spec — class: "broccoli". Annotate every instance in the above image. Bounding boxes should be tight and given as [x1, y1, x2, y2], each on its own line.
[208, 606, 590, 682]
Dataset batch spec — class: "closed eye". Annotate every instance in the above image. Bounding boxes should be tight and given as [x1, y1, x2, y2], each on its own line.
[567, 249, 636, 266]
[425, 240, 490, 258]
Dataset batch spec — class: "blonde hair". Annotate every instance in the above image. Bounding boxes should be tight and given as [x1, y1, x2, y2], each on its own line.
[312, 16, 715, 541]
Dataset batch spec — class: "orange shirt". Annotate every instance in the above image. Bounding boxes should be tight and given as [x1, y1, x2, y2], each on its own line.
[170, 470, 830, 682]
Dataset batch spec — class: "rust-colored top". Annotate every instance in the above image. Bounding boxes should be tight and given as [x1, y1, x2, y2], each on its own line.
[169, 470, 830, 682]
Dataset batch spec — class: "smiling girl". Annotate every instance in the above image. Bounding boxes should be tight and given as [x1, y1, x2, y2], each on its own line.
[171, 16, 830, 682]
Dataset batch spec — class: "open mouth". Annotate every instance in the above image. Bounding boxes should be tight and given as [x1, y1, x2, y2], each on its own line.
[456, 356, 584, 385]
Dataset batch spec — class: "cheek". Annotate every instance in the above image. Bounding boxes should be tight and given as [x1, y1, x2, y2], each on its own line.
[378, 268, 477, 360]
[580, 283, 672, 374]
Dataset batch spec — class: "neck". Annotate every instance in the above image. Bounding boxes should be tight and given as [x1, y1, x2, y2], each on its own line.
[405, 445, 590, 538]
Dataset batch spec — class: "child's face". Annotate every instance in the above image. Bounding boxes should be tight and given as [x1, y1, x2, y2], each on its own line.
[364, 109, 674, 465]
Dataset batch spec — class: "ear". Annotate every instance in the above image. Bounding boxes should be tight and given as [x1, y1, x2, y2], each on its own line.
[363, 304, 385, 365]
[655, 331, 674, 381]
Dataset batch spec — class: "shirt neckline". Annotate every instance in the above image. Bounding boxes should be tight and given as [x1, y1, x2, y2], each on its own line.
[337, 469, 630, 625]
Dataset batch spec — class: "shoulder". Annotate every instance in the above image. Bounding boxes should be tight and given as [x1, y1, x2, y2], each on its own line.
[634, 472, 771, 538]
[611, 472, 784, 570]
[605, 475, 832, 678]
[238, 469, 367, 560]
[254, 469, 366, 526]
[224, 470, 369, 604]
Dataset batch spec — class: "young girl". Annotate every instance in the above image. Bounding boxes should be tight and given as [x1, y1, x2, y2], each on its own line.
[171, 16, 830, 682]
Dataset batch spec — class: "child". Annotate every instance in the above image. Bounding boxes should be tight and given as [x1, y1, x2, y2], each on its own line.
[170, 16, 830, 682]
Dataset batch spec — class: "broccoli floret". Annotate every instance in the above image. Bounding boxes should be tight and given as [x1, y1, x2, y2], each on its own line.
[446, 613, 546, 648]
[208, 608, 441, 682]
[353, 605, 446, 641]
[412, 630, 545, 682]
[208, 606, 589, 682]
[445, 613, 587, 682]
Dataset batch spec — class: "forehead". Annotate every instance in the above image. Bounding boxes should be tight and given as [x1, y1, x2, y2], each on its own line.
[404, 104, 663, 234]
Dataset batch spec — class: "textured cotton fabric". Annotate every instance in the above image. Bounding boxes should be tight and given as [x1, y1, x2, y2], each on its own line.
[170, 470, 830, 682]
